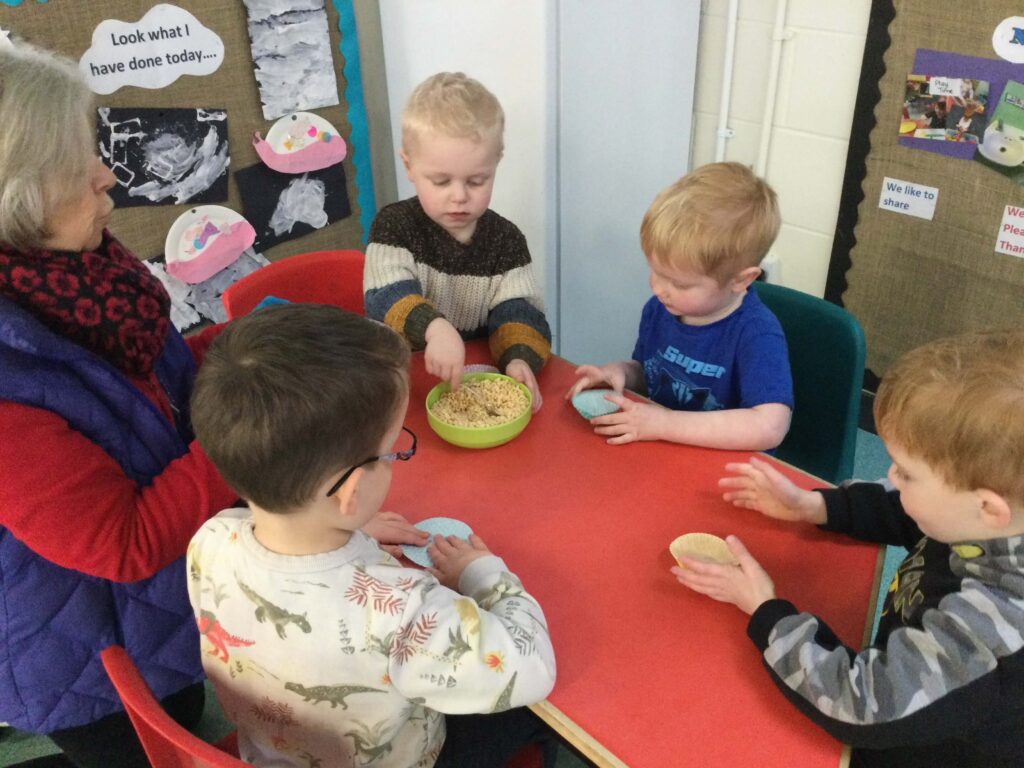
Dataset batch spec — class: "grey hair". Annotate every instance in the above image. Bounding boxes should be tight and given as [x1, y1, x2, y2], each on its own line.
[0, 42, 96, 249]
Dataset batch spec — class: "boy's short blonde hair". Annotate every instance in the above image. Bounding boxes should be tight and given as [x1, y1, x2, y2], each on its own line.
[401, 71, 504, 158]
[875, 329, 1024, 504]
[640, 162, 780, 283]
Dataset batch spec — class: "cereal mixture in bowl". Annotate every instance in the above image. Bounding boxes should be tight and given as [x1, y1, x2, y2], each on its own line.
[426, 373, 533, 449]
[431, 377, 530, 428]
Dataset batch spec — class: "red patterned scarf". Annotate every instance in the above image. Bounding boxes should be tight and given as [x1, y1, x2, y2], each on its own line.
[0, 230, 170, 375]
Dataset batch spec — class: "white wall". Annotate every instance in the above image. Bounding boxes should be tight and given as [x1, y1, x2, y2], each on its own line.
[690, 0, 872, 297]
[557, 2, 700, 364]
[377, 0, 558, 337]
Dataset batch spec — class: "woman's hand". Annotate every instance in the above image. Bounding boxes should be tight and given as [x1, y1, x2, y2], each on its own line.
[671, 535, 776, 615]
[427, 533, 492, 590]
[424, 318, 465, 391]
[362, 511, 429, 558]
[718, 457, 827, 524]
[505, 358, 542, 412]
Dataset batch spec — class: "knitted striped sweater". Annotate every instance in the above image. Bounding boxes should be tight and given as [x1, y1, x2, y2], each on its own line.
[364, 197, 551, 373]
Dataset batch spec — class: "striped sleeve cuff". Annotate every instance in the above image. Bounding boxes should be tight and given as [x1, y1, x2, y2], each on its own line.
[384, 295, 443, 350]
[488, 298, 551, 373]
[491, 322, 551, 374]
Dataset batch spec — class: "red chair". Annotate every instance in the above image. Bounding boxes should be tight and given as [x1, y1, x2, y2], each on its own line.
[102, 643, 544, 767]
[221, 249, 365, 319]
[100, 645, 252, 768]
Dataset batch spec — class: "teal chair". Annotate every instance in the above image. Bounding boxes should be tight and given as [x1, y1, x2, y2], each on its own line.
[752, 281, 866, 485]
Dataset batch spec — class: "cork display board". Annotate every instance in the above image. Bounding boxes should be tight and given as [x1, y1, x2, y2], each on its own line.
[1, 0, 375, 263]
[827, 0, 1024, 385]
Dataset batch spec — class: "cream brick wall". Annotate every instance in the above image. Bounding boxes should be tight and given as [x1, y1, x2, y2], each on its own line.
[691, 0, 871, 296]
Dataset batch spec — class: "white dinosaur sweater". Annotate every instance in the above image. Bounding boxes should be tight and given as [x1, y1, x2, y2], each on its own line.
[186, 508, 556, 768]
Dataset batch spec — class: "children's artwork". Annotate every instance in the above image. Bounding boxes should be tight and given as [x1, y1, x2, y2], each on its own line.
[97, 107, 229, 207]
[164, 205, 256, 284]
[78, 4, 224, 95]
[400, 518, 474, 567]
[234, 161, 351, 252]
[144, 249, 271, 331]
[974, 80, 1024, 184]
[241, 0, 340, 120]
[253, 111, 347, 173]
[900, 75, 989, 146]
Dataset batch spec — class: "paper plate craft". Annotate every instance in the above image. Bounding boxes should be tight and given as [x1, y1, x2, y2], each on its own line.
[463, 364, 500, 374]
[400, 517, 473, 567]
[254, 112, 347, 174]
[164, 205, 256, 284]
[669, 533, 739, 568]
[571, 389, 621, 420]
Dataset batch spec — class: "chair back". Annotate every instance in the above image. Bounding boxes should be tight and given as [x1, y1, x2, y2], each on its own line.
[222, 249, 365, 319]
[752, 281, 866, 484]
[100, 645, 252, 768]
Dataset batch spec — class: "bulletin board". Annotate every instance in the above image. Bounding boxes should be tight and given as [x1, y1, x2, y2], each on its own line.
[826, 0, 1024, 387]
[1, 0, 377, 263]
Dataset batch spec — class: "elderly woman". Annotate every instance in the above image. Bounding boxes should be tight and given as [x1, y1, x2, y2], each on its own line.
[0, 44, 237, 766]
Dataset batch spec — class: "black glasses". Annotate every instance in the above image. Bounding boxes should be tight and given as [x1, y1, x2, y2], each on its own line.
[325, 427, 417, 497]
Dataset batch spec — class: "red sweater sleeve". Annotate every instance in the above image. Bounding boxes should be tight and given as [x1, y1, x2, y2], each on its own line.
[0, 400, 237, 583]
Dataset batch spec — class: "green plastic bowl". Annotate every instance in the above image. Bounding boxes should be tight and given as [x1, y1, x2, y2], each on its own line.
[426, 373, 532, 449]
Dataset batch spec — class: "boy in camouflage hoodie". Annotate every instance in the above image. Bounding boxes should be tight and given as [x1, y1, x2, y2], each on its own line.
[187, 304, 556, 767]
[673, 329, 1024, 767]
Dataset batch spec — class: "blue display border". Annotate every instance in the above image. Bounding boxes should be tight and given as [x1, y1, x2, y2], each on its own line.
[331, 0, 376, 243]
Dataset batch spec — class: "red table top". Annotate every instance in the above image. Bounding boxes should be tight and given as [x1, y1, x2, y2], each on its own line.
[388, 344, 879, 767]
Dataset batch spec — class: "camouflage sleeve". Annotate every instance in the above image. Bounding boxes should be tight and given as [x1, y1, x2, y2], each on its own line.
[747, 593, 1021, 749]
[386, 556, 556, 714]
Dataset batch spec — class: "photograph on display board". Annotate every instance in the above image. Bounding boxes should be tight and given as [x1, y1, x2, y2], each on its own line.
[974, 79, 1024, 184]
[899, 75, 989, 144]
[97, 106, 230, 207]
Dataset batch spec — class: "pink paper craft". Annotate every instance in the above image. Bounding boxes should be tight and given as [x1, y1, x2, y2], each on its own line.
[166, 220, 256, 284]
[253, 131, 347, 174]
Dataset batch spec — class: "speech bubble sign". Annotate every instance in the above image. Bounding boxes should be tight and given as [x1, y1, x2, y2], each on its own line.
[993, 17, 1024, 64]
[79, 4, 223, 95]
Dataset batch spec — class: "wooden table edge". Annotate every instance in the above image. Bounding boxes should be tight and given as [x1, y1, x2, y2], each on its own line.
[838, 541, 888, 768]
[530, 700, 629, 768]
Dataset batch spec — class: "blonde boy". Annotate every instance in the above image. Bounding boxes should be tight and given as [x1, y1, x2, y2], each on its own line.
[364, 72, 550, 409]
[567, 162, 792, 450]
[675, 329, 1024, 767]
[188, 304, 556, 767]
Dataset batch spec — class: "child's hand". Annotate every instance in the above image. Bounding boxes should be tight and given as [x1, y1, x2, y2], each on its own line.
[671, 535, 776, 615]
[590, 395, 666, 444]
[505, 358, 542, 412]
[362, 511, 429, 558]
[427, 533, 492, 590]
[565, 363, 627, 400]
[424, 318, 465, 391]
[718, 457, 827, 525]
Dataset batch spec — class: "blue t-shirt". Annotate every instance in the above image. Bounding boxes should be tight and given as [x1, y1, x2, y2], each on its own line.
[631, 291, 793, 412]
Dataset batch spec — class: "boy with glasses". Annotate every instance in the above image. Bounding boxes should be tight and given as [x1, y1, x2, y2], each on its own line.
[187, 304, 556, 767]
